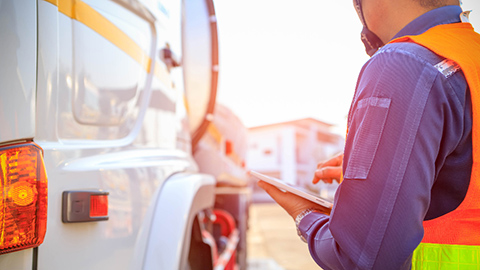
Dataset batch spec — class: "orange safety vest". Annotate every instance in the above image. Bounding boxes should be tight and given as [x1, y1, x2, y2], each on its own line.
[389, 21, 480, 267]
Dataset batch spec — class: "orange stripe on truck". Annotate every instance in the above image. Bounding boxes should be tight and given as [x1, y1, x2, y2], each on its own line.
[43, 0, 172, 86]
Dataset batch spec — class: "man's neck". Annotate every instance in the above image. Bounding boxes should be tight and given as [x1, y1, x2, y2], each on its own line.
[375, 1, 460, 43]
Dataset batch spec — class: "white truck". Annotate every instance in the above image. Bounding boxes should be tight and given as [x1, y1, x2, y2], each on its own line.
[0, 0, 249, 269]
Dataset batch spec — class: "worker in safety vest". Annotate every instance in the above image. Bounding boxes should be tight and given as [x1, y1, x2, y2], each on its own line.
[259, 0, 480, 268]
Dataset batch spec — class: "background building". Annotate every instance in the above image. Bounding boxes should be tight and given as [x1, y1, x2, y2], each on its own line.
[247, 118, 344, 201]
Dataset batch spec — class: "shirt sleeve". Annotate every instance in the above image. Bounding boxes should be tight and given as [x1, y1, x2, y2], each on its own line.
[298, 44, 467, 269]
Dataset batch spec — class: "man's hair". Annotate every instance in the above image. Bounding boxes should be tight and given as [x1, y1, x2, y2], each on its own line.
[414, 0, 459, 8]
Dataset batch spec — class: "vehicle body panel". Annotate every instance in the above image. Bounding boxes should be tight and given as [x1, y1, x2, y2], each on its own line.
[142, 173, 215, 270]
[0, 0, 36, 143]
[0, 0, 222, 268]
[33, 0, 205, 269]
[0, 0, 37, 266]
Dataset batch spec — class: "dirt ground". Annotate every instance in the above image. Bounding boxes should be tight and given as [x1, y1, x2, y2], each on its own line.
[247, 203, 321, 270]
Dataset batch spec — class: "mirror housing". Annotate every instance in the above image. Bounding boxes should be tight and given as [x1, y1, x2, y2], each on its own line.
[182, 0, 219, 149]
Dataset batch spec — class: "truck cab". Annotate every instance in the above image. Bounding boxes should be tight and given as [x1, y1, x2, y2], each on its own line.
[0, 0, 246, 269]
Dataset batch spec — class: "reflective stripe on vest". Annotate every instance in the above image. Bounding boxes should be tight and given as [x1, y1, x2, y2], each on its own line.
[389, 22, 480, 266]
[412, 243, 480, 269]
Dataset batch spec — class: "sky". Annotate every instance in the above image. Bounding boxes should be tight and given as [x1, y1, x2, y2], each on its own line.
[213, 0, 480, 133]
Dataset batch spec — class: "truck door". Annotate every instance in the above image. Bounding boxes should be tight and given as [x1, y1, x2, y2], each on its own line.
[35, 0, 187, 269]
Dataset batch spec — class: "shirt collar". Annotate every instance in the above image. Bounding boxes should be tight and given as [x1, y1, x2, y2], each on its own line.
[392, 5, 463, 40]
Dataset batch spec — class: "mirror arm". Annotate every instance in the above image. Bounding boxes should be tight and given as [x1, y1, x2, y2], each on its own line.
[161, 47, 181, 69]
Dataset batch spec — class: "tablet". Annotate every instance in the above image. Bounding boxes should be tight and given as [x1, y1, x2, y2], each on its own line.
[250, 170, 333, 209]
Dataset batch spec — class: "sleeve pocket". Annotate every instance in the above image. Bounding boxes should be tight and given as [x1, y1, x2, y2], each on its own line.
[344, 97, 391, 180]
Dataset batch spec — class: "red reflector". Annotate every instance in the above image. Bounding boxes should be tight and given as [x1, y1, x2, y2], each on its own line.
[90, 195, 108, 217]
[0, 143, 48, 254]
[225, 140, 233, 155]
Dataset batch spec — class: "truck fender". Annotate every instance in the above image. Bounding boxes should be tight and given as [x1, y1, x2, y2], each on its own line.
[141, 172, 215, 270]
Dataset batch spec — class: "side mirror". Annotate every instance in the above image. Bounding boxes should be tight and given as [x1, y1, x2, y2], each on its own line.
[182, 0, 219, 149]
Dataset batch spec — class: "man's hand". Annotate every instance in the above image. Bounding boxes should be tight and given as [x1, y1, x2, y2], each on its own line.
[313, 153, 344, 184]
[257, 181, 331, 220]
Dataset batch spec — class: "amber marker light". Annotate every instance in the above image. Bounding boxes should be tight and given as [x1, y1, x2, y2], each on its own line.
[0, 142, 48, 254]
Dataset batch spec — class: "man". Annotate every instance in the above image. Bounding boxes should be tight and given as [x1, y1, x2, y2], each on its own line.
[259, 0, 480, 268]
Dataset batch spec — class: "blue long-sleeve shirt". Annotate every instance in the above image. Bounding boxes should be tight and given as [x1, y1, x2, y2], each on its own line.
[298, 6, 473, 269]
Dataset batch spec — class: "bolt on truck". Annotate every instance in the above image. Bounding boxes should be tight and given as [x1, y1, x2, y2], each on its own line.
[0, 0, 250, 269]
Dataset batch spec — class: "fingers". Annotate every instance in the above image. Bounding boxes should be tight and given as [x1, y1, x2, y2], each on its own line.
[257, 180, 295, 210]
[257, 180, 328, 218]
[257, 180, 285, 202]
[316, 153, 344, 169]
[313, 153, 344, 184]
[313, 166, 342, 184]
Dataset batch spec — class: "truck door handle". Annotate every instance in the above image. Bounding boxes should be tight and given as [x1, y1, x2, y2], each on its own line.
[161, 47, 181, 69]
